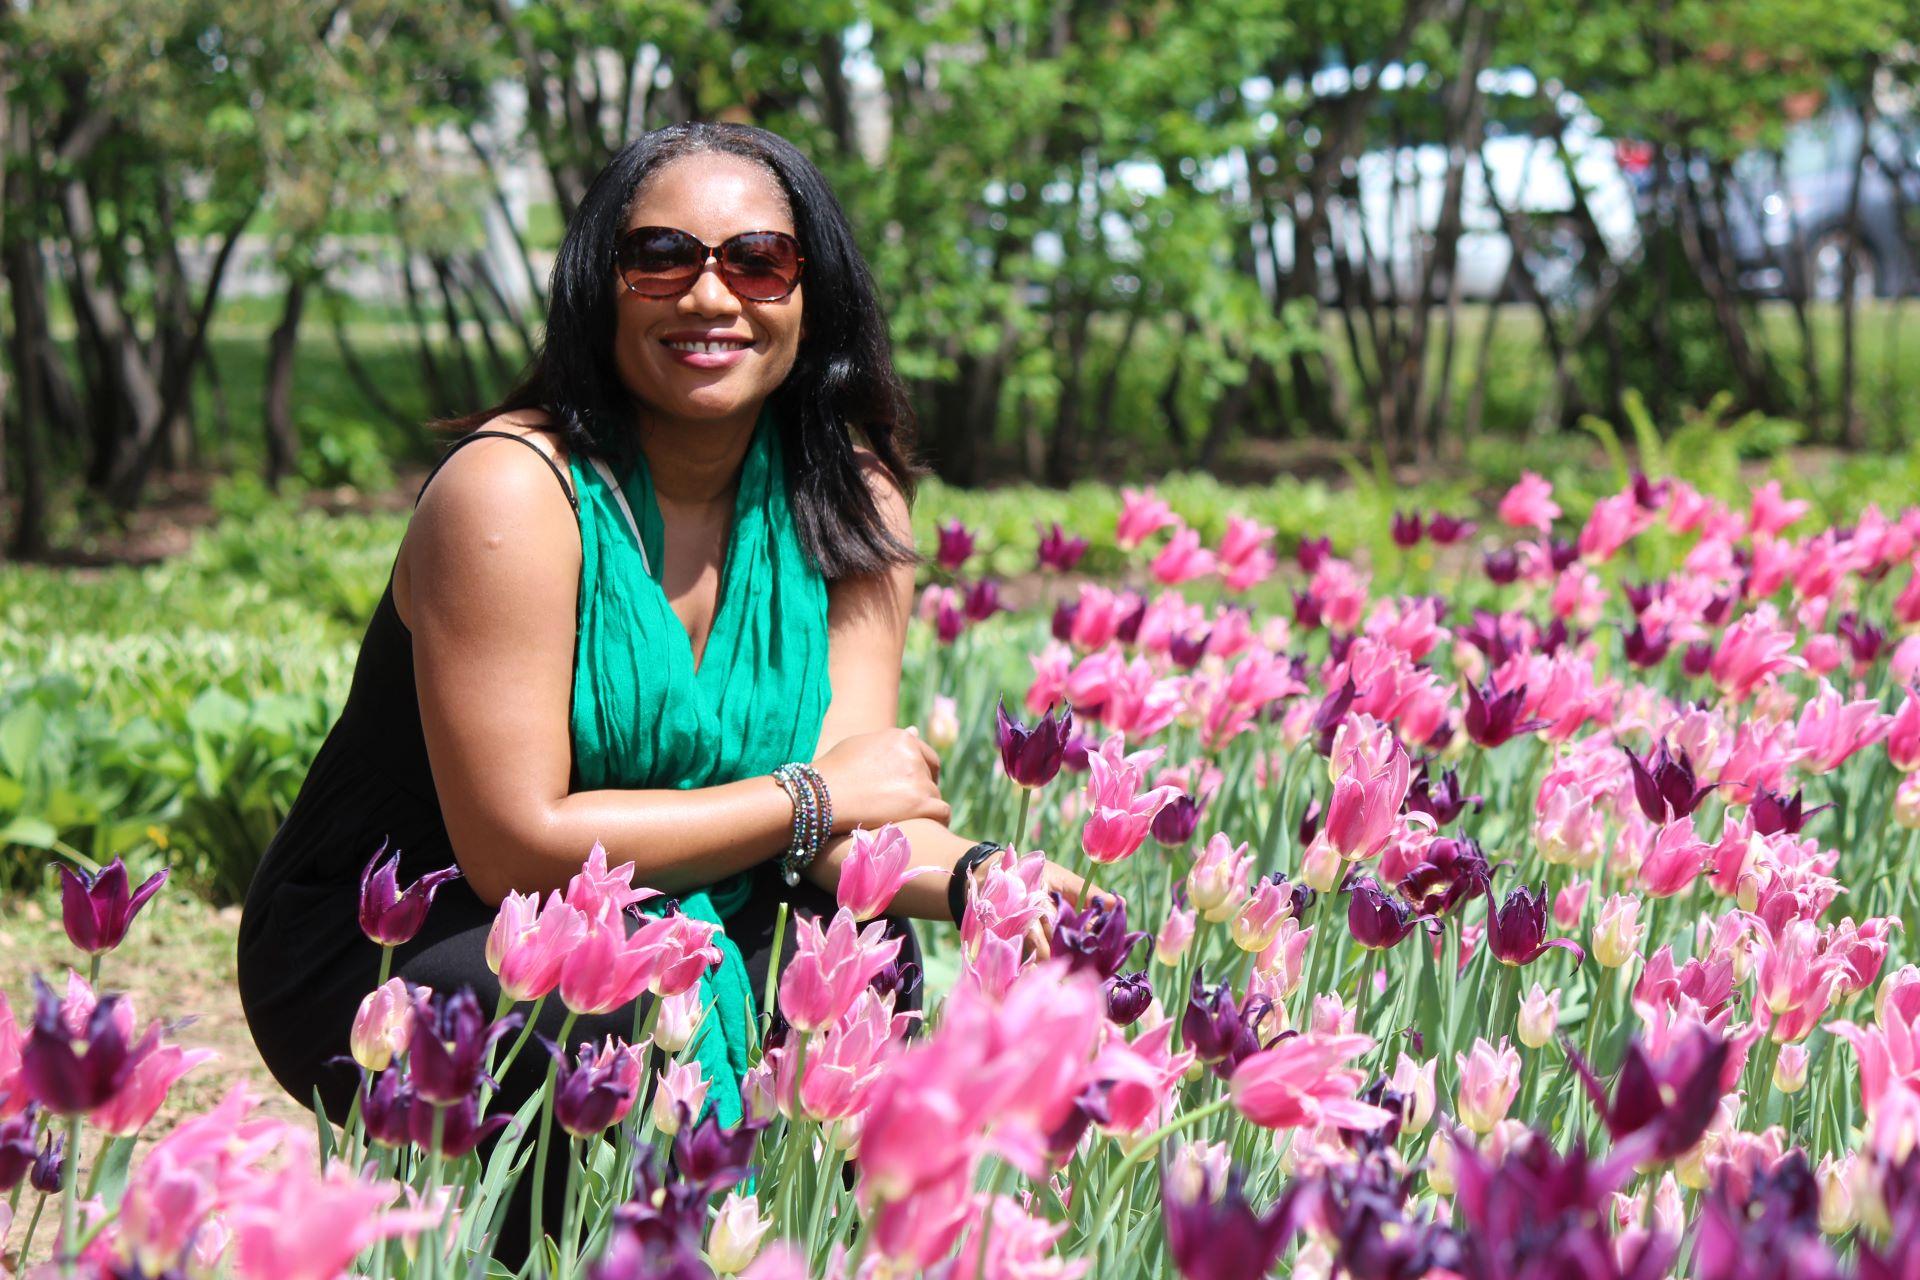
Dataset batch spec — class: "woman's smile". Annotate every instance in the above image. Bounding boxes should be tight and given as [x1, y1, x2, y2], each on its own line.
[660, 330, 756, 369]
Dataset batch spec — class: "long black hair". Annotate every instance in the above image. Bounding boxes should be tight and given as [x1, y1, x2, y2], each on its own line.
[435, 122, 923, 580]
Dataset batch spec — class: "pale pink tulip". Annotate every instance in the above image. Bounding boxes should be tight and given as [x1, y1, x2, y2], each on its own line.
[1793, 679, 1894, 773]
[350, 977, 419, 1072]
[562, 841, 659, 925]
[1186, 832, 1252, 923]
[1498, 471, 1560, 531]
[653, 1060, 710, 1135]
[1454, 1036, 1522, 1134]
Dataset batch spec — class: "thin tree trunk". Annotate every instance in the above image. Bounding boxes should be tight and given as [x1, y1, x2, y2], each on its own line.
[264, 275, 307, 487]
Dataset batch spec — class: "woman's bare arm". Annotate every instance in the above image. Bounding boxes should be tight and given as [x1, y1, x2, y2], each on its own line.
[403, 437, 945, 905]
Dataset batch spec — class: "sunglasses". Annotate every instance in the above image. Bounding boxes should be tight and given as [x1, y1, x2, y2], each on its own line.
[612, 226, 806, 302]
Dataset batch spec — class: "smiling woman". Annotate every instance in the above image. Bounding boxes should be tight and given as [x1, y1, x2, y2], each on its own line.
[233, 121, 1096, 1265]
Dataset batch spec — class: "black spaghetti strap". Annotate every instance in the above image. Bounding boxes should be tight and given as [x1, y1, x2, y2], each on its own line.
[414, 430, 579, 516]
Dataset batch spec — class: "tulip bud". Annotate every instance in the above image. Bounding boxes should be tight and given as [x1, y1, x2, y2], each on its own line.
[350, 977, 419, 1072]
[707, 1191, 773, 1274]
[1154, 905, 1196, 965]
[59, 858, 168, 957]
[1773, 1044, 1809, 1093]
[653, 988, 704, 1055]
[925, 695, 960, 751]
[1454, 1037, 1521, 1135]
[652, 1061, 709, 1136]
[1426, 1128, 1458, 1196]
[1300, 835, 1343, 895]
[1816, 1152, 1857, 1235]
[1230, 878, 1290, 954]
[1517, 984, 1560, 1049]
[1391, 1053, 1436, 1132]
[1592, 894, 1645, 968]
[1895, 774, 1920, 830]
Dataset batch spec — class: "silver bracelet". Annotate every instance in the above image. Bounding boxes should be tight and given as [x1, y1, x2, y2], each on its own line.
[771, 763, 827, 885]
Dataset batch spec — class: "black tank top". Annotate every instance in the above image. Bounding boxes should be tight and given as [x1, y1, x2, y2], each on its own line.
[239, 431, 580, 908]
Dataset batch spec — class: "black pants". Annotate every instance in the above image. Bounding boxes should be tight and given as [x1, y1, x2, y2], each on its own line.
[237, 860, 922, 1263]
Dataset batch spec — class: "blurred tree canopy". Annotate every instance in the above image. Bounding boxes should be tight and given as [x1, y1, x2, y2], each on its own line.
[2, 0, 1917, 552]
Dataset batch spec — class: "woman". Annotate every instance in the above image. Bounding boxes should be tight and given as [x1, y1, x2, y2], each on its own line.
[236, 121, 1089, 1254]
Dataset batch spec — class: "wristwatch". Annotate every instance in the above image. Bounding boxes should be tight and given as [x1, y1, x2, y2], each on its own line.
[947, 840, 1006, 925]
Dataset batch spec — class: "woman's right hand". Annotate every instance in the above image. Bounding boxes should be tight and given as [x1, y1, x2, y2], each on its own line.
[812, 727, 950, 831]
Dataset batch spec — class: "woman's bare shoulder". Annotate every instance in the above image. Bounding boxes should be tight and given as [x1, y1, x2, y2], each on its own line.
[395, 410, 579, 628]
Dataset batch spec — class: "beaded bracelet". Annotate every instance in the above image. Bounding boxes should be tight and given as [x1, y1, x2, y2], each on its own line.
[770, 762, 831, 885]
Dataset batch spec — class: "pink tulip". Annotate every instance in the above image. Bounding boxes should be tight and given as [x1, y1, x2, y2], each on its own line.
[1115, 486, 1178, 550]
[1498, 471, 1560, 531]
[1150, 525, 1218, 586]
[1637, 816, 1714, 898]
[636, 911, 725, 997]
[1230, 877, 1291, 954]
[1554, 881, 1591, 930]
[486, 890, 587, 1003]
[959, 846, 1052, 948]
[1186, 832, 1252, 923]
[557, 919, 660, 1016]
[792, 988, 912, 1122]
[1093, 1020, 1196, 1135]
[1081, 734, 1181, 864]
[1216, 515, 1278, 591]
[946, 1194, 1089, 1280]
[836, 823, 940, 921]
[1154, 904, 1196, 965]
[562, 841, 658, 926]
[226, 1162, 439, 1280]
[93, 1040, 217, 1137]
[1748, 480, 1809, 537]
[1323, 744, 1411, 861]
[1454, 1036, 1522, 1133]
[1228, 1030, 1391, 1132]
[1793, 679, 1894, 774]
[1578, 491, 1651, 563]
[1709, 608, 1805, 701]
[0, 993, 22, 1119]
[780, 909, 903, 1033]
[1888, 688, 1920, 772]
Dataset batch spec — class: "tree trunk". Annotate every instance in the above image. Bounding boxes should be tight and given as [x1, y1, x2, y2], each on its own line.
[264, 275, 307, 487]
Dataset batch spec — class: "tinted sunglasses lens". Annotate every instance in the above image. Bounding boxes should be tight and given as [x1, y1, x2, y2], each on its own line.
[719, 232, 801, 300]
[617, 228, 704, 295]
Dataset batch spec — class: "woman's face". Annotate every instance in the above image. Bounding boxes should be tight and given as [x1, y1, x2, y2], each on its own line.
[612, 152, 805, 425]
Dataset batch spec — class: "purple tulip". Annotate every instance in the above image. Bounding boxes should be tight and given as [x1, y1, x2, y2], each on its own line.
[1050, 597, 1081, 642]
[1748, 786, 1829, 836]
[358, 1066, 415, 1148]
[1044, 1082, 1110, 1162]
[1481, 548, 1520, 585]
[1837, 611, 1886, 667]
[1458, 610, 1521, 666]
[1169, 628, 1211, 670]
[1547, 537, 1580, 571]
[1694, 1152, 1839, 1280]
[1426, 514, 1476, 545]
[546, 1038, 641, 1138]
[1295, 535, 1332, 572]
[1152, 794, 1203, 846]
[1703, 590, 1737, 625]
[1461, 680, 1548, 749]
[995, 697, 1073, 789]
[1326, 632, 1354, 667]
[1181, 970, 1270, 1080]
[934, 596, 966, 644]
[407, 987, 520, 1106]
[1622, 624, 1671, 668]
[1309, 678, 1358, 758]
[1403, 764, 1481, 828]
[1163, 1162, 1304, 1280]
[0, 1110, 37, 1192]
[1059, 729, 1095, 774]
[672, 1111, 762, 1195]
[1105, 971, 1153, 1026]
[614, 1150, 712, 1251]
[1397, 836, 1491, 918]
[1390, 511, 1424, 548]
[962, 578, 1004, 622]
[410, 1088, 508, 1159]
[1036, 521, 1089, 572]
[1296, 797, 1323, 847]
[29, 1130, 64, 1194]
[1347, 878, 1420, 951]
[934, 520, 975, 571]
[1115, 596, 1147, 645]
[591, 1228, 713, 1280]
[1538, 619, 1585, 657]
[1623, 580, 1662, 615]
[1486, 884, 1584, 967]
[1630, 471, 1671, 510]
[59, 859, 168, 957]
[1051, 895, 1148, 981]
[358, 842, 462, 947]
[1568, 1027, 1729, 1161]
[1447, 1132, 1657, 1280]
[20, 976, 152, 1115]
[1292, 589, 1325, 631]
[1682, 639, 1715, 678]
[1625, 740, 1715, 824]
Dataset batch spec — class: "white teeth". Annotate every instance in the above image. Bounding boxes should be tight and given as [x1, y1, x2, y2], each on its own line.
[665, 339, 749, 354]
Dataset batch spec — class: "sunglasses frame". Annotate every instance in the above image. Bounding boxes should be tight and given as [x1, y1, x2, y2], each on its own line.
[612, 226, 807, 303]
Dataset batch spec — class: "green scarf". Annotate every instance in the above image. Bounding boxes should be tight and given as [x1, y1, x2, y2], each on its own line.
[567, 401, 831, 1126]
